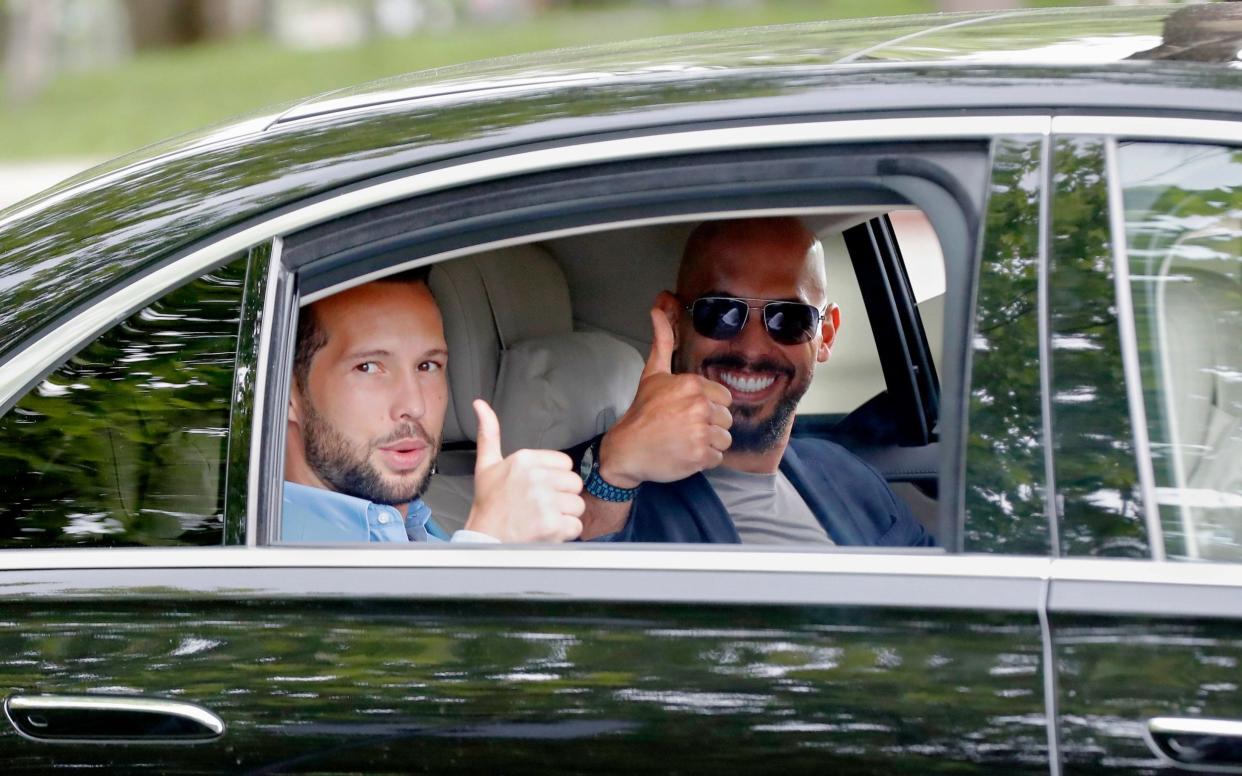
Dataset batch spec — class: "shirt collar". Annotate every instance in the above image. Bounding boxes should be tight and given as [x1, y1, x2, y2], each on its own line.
[284, 481, 433, 540]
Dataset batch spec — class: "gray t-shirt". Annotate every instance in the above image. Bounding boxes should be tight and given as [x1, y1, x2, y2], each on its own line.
[702, 466, 835, 545]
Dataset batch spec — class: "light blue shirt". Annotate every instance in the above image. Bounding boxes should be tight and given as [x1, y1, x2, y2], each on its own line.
[281, 482, 498, 544]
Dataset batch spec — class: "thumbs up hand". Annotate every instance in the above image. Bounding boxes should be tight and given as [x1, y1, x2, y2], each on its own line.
[464, 399, 584, 543]
[594, 304, 733, 490]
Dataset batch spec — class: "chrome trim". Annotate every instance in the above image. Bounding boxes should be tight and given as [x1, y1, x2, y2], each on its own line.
[246, 237, 284, 548]
[6, 695, 224, 741]
[1038, 575, 1062, 776]
[1052, 116, 1242, 145]
[0, 549, 1057, 609]
[259, 265, 296, 546]
[1148, 717, 1242, 739]
[1105, 138, 1164, 561]
[1145, 717, 1242, 774]
[1049, 557, 1242, 586]
[0, 114, 1049, 411]
[1049, 557, 1242, 618]
[0, 545, 1043, 576]
[1038, 134, 1060, 557]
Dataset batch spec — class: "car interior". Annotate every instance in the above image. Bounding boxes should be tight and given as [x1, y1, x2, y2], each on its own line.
[290, 207, 947, 543]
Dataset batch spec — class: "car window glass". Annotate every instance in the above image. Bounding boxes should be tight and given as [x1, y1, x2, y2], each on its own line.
[1120, 141, 1242, 561]
[963, 138, 1050, 554]
[1050, 137, 1148, 558]
[0, 254, 251, 547]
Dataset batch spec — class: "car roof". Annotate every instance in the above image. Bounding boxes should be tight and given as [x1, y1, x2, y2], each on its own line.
[1, 3, 1239, 365]
[270, 4, 1187, 124]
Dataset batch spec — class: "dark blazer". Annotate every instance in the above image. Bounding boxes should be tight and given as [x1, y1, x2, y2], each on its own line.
[608, 437, 934, 546]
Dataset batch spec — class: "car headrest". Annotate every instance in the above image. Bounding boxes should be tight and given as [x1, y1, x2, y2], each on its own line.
[429, 244, 641, 450]
[493, 332, 644, 456]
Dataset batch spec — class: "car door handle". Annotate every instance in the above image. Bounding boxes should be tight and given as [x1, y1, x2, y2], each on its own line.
[1146, 717, 1242, 770]
[5, 695, 224, 743]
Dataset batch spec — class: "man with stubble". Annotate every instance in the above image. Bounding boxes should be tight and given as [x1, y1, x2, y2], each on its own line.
[577, 217, 933, 546]
[283, 268, 584, 544]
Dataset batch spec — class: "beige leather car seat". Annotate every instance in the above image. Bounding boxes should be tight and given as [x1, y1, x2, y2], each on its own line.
[422, 244, 645, 532]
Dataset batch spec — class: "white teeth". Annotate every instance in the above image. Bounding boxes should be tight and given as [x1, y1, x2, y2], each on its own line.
[719, 371, 776, 393]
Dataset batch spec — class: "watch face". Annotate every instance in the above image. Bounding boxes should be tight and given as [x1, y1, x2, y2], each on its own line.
[579, 444, 596, 480]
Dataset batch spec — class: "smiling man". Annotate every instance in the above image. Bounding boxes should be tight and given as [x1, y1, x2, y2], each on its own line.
[282, 269, 584, 544]
[578, 217, 933, 546]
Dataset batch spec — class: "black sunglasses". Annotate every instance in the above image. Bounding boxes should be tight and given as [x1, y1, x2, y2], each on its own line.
[684, 296, 828, 346]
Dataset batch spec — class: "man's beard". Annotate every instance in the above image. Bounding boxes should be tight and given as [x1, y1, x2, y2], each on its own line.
[301, 400, 440, 506]
[688, 352, 808, 453]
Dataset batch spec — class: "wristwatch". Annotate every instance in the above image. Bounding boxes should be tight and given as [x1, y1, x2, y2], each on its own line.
[580, 437, 638, 502]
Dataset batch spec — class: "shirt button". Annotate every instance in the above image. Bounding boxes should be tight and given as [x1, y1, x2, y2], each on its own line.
[377, 513, 391, 525]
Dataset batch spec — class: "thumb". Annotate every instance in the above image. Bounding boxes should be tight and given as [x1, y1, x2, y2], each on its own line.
[642, 307, 674, 377]
[473, 399, 503, 472]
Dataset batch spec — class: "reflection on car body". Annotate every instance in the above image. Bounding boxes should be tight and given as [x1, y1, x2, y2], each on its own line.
[0, 3, 1241, 772]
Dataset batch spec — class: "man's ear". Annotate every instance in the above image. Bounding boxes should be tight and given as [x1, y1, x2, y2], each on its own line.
[818, 303, 841, 363]
[653, 290, 681, 348]
[288, 380, 305, 426]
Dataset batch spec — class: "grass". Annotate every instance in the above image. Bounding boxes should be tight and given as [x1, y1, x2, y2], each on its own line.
[0, 0, 1095, 161]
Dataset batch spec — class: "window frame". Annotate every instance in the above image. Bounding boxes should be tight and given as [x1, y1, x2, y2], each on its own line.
[266, 128, 1009, 552]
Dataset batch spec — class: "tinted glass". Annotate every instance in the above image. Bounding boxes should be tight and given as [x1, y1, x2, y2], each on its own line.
[1119, 142, 1242, 561]
[0, 255, 250, 547]
[964, 137, 1050, 554]
[1049, 137, 1148, 558]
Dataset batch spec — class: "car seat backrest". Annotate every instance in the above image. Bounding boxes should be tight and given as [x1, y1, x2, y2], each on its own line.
[424, 244, 644, 531]
[429, 244, 573, 444]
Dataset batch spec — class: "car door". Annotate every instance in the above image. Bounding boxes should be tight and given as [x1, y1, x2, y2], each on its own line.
[0, 120, 1057, 773]
[1045, 120, 1242, 774]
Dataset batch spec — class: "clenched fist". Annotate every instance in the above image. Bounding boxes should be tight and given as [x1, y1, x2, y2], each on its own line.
[464, 399, 584, 543]
[597, 308, 733, 489]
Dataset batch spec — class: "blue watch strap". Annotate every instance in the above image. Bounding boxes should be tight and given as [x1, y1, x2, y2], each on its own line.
[584, 466, 638, 502]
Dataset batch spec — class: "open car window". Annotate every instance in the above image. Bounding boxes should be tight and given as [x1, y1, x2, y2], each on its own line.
[270, 140, 1006, 553]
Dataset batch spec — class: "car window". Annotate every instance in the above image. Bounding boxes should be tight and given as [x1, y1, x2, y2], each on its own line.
[1120, 141, 1242, 561]
[0, 253, 253, 547]
[288, 211, 954, 545]
[277, 141, 992, 549]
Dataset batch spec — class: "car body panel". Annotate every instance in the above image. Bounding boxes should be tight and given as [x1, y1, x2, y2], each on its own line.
[1049, 561, 1242, 774]
[0, 550, 1050, 773]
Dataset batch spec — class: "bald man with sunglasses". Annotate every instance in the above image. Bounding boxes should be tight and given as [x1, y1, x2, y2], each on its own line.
[578, 217, 933, 546]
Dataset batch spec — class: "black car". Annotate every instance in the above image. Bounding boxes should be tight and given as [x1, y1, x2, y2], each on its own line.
[1, 4, 1241, 772]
